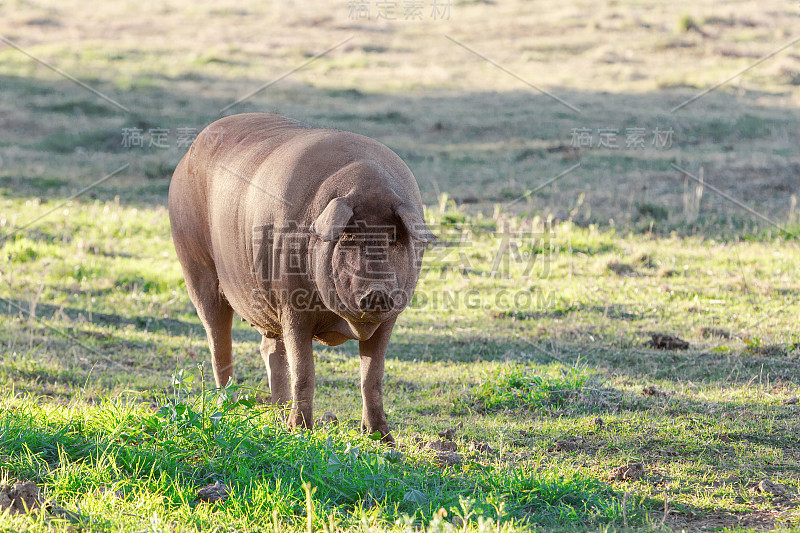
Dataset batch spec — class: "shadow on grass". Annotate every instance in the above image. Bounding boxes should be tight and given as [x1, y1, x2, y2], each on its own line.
[1, 296, 210, 339]
[385, 333, 800, 385]
[2, 293, 798, 391]
[2, 70, 799, 239]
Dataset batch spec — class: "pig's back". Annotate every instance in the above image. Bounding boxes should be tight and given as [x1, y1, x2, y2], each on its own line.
[169, 114, 309, 269]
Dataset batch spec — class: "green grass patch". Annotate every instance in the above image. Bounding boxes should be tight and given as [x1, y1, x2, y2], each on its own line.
[31, 100, 119, 117]
[474, 363, 593, 412]
[37, 128, 127, 154]
[0, 369, 628, 532]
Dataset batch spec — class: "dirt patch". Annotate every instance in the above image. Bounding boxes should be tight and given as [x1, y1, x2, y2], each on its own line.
[657, 268, 678, 278]
[435, 451, 462, 467]
[635, 253, 658, 269]
[666, 510, 780, 532]
[418, 439, 462, 466]
[610, 462, 645, 481]
[642, 384, 671, 397]
[549, 436, 585, 452]
[657, 447, 679, 457]
[407, 433, 426, 450]
[426, 440, 458, 453]
[437, 422, 463, 440]
[646, 333, 689, 350]
[468, 441, 496, 455]
[698, 326, 732, 339]
[0, 481, 43, 515]
[316, 411, 339, 426]
[746, 344, 786, 357]
[196, 481, 229, 503]
[607, 260, 635, 276]
[752, 479, 793, 497]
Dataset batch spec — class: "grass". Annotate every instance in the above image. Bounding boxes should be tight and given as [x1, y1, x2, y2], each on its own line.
[2, 198, 799, 531]
[0, 377, 624, 532]
[473, 363, 593, 412]
[1, 0, 799, 530]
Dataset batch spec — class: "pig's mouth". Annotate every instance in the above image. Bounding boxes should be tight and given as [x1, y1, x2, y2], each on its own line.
[357, 288, 396, 314]
[338, 285, 404, 323]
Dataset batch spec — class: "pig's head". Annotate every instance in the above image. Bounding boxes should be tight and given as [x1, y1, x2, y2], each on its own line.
[310, 191, 435, 324]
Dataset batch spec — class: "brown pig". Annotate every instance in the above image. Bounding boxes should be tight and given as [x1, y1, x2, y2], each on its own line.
[168, 113, 434, 443]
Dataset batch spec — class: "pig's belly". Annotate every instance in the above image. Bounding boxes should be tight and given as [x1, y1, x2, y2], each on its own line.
[219, 282, 282, 337]
[313, 331, 352, 346]
[313, 315, 362, 345]
[235, 297, 358, 346]
[312, 317, 384, 345]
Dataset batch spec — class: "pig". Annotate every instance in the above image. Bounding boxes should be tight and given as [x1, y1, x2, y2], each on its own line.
[168, 113, 435, 443]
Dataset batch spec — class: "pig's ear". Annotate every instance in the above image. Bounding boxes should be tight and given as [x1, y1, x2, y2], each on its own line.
[311, 198, 354, 241]
[396, 204, 437, 243]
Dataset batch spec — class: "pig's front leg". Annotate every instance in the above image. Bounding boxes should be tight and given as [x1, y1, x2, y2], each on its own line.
[359, 317, 396, 445]
[260, 336, 290, 405]
[282, 323, 315, 430]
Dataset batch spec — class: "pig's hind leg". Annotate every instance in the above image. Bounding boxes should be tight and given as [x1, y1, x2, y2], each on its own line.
[179, 258, 235, 388]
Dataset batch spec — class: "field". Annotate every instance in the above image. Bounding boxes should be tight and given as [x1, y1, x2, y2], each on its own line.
[1, 0, 799, 531]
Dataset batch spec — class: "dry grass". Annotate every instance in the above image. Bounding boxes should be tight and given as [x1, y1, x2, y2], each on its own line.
[1, 0, 799, 234]
[1, 1, 800, 531]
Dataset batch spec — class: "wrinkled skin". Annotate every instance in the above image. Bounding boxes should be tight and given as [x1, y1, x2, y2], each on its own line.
[168, 113, 434, 443]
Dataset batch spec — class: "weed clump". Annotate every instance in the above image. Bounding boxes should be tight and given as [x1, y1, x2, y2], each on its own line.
[676, 13, 700, 34]
[474, 364, 591, 412]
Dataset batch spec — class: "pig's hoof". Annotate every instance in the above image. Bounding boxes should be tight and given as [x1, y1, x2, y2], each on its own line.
[289, 413, 314, 431]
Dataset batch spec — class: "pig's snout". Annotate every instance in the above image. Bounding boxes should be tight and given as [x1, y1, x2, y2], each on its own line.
[358, 289, 395, 313]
